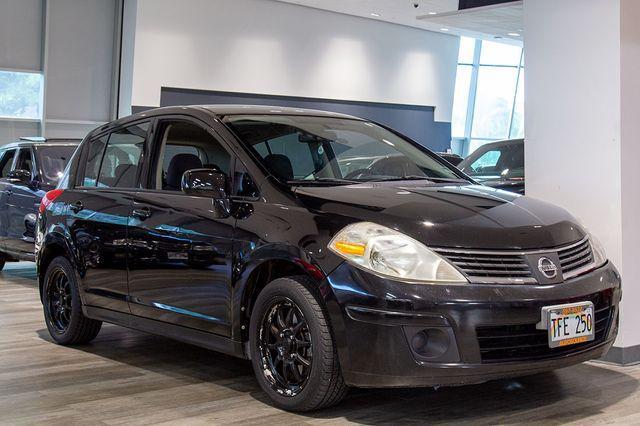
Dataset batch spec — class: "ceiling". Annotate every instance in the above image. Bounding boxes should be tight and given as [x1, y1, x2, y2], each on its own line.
[275, 0, 523, 44]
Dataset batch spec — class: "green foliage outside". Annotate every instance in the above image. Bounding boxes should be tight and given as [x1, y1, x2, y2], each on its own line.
[0, 70, 42, 119]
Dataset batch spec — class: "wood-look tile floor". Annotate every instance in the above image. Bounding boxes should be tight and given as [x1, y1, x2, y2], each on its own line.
[1, 262, 639, 425]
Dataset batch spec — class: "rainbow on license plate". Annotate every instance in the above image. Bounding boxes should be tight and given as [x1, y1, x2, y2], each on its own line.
[541, 302, 595, 348]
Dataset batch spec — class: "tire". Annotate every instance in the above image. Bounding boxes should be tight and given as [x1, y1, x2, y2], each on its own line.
[0, 253, 5, 271]
[250, 275, 348, 411]
[42, 256, 102, 345]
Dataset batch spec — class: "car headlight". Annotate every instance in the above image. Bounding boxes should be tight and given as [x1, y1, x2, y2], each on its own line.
[589, 234, 607, 268]
[328, 222, 467, 283]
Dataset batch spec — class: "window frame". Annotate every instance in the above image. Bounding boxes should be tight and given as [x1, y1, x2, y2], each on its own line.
[0, 148, 18, 180]
[14, 146, 35, 180]
[75, 119, 152, 190]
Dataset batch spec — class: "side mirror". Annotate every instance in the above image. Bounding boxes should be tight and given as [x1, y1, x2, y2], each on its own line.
[181, 168, 230, 199]
[7, 169, 32, 185]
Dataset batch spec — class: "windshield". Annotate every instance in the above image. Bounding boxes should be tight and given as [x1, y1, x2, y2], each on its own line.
[460, 142, 524, 180]
[224, 115, 465, 184]
[34, 145, 78, 185]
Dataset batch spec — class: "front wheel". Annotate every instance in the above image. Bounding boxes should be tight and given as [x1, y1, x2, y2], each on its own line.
[42, 256, 102, 345]
[250, 276, 347, 411]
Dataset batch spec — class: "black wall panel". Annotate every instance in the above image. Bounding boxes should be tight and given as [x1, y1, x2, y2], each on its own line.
[150, 87, 452, 152]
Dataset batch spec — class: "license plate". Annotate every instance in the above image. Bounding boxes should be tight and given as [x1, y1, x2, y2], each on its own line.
[538, 302, 595, 348]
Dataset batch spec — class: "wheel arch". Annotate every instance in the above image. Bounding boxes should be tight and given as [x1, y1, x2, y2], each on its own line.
[234, 246, 335, 343]
[37, 233, 76, 301]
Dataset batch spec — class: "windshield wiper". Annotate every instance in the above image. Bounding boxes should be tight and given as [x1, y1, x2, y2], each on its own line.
[287, 177, 358, 185]
[365, 175, 468, 183]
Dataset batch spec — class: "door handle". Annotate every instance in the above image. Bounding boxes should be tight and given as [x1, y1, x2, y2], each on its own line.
[69, 201, 84, 213]
[132, 207, 152, 220]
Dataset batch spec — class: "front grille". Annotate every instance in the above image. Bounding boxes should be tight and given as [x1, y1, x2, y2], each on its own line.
[433, 251, 535, 284]
[558, 238, 594, 279]
[476, 291, 614, 363]
[434, 237, 596, 284]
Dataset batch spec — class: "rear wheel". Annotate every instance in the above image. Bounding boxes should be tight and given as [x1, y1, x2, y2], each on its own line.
[42, 256, 102, 345]
[250, 276, 347, 411]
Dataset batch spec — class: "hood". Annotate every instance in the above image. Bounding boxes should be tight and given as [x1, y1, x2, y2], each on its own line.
[294, 182, 584, 250]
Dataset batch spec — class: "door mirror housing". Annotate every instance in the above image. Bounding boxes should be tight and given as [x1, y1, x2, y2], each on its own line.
[181, 168, 230, 199]
[7, 169, 32, 185]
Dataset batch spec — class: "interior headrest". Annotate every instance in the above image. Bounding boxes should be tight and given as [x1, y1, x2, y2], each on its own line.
[264, 154, 294, 181]
[166, 153, 202, 190]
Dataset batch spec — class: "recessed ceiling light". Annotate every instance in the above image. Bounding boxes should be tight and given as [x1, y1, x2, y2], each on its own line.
[440, 28, 449, 31]
[370, 12, 381, 17]
[508, 32, 521, 37]
[428, 11, 437, 15]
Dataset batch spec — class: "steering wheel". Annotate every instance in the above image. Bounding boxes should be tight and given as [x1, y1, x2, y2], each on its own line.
[344, 168, 375, 180]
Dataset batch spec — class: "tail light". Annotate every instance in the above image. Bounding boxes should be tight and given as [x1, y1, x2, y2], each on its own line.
[39, 189, 64, 214]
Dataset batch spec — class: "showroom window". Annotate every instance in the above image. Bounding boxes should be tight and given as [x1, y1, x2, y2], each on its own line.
[451, 37, 524, 156]
[0, 69, 44, 120]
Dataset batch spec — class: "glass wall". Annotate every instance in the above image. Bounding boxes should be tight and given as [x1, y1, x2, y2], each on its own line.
[451, 37, 524, 156]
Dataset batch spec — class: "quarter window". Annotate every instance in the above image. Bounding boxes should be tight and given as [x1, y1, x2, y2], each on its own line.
[83, 136, 108, 187]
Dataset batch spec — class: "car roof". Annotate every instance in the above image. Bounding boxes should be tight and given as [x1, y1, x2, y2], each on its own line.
[92, 104, 364, 137]
[199, 104, 361, 119]
[478, 138, 524, 150]
[1, 138, 81, 150]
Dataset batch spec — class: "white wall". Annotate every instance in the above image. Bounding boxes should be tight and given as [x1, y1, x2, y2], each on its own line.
[525, 0, 640, 351]
[524, 0, 621, 265]
[619, 0, 640, 351]
[126, 0, 459, 122]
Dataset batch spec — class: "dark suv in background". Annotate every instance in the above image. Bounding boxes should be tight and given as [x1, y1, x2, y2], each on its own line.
[458, 138, 525, 194]
[0, 137, 79, 268]
[36, 107, 619, 411]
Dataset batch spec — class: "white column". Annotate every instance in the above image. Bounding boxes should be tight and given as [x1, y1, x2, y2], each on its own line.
[525, 0, 640, 361]
[618, 0, 640, 362]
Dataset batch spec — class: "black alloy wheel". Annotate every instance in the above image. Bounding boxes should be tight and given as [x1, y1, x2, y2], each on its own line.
[45, 267, 73, 334]
[42, 256, 102, 345]
[250, 276, 347, 411]
[259, 298, 313, 397]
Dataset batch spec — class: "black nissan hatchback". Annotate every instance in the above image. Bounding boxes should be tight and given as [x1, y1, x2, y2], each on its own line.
[36, 106, 620, 411]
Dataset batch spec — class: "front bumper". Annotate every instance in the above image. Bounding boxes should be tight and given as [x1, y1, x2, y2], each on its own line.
[324, 261, 621, 388]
